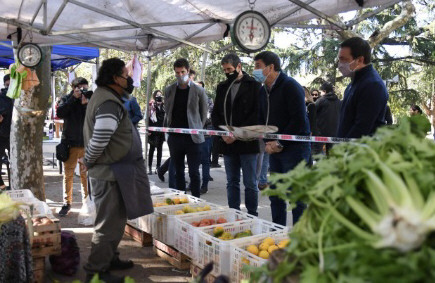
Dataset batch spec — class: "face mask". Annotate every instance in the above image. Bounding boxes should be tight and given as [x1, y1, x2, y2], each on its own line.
[253, 66, 270, 84]
[177, 74, 189, 85]
[225, 68, 240, 82]
[155, 96, 163, 103]
[119, 76, 134, 94]
[338, 60, 356, 77]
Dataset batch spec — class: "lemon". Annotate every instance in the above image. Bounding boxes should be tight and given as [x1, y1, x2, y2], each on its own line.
[262, 237, 275, 246]
[258, 250, 269, 259]
[241, 257, 250, 265]
[259, 242, 270, 251]
[278, 239, 290, 248]
[246, 245, 259, 256]
[268, 245, 279, 254]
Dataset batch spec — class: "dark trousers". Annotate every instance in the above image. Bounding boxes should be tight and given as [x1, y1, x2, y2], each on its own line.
[168, 135, 202, 197]
[200, 137, 212, 188]
[269, 143, 310, 226]
[148, 142, 163, 169]
[211, 136, 220, 165]
[0, 137, 10, 186]
[159, 157, 176, 189]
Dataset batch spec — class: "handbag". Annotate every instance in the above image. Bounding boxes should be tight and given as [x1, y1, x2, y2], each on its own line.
[56, 141, 70, 162]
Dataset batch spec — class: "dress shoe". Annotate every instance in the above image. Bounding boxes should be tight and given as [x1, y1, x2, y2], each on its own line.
[208, 176, 214, 181]
[200, 186, 208, 195]
[157, 168, 165, 182]
[110, 258, 134, 270]
[210, 163, 221, 168]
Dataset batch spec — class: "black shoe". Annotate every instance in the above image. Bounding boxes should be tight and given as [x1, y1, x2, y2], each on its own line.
[110, 258, 134, 270]
[58, 204, 71, 217]
[157, 168, 165, 182]
[200, 186, 208, 195]
[208, 176, 214, 181]
[86, 272, 125, 283]
[211, 163, 221, 168]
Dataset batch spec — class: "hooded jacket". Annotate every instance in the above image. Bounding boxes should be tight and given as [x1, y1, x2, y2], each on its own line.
[315, 92, 341, 137]
[56, 91, 87, 147]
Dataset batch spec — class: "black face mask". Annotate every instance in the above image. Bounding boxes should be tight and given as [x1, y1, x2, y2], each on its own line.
[155, 96, 163, 103]
[225, 70, 239, 82]
[119, 76, 134, 94]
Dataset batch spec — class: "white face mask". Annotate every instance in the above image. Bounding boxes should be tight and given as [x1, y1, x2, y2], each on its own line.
[338, 60, 357, 77]
[176, 74, 189, 85]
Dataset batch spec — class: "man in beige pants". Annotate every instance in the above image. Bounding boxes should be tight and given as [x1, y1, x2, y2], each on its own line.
[56, 77, 90, 216]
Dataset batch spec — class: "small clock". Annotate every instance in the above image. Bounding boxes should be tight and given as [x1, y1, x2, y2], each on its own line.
[231, 10, 271, 53]
[17, 43, 42, 68]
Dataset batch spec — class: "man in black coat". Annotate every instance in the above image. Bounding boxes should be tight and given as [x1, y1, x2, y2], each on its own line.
[0, 74, 13, 190]
[315, 82, 341, 155]
[211, 53, 261, 216]
[56, 77, 90, 216]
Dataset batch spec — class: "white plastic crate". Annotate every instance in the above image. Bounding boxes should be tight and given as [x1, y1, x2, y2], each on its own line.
[150, 186, 178, 195]
[230, 232, 289, 282]
[153, 202, 224, 246]
[6, 189, 35, 200]
[130, 192, 206, 234]
[194, 219, 288, 277]
[174, 208, 256, 260]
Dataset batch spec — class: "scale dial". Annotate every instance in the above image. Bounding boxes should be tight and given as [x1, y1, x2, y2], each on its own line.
[17, 43, 42, 68]
[231, 10, 271, 53]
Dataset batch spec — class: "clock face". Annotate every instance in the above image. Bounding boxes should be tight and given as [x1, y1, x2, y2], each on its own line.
[18, 43, 42, 68]
[232, 11, 271, 53]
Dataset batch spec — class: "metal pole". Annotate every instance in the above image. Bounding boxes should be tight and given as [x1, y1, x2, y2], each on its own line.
[200, 43, 209, 82]
[144, 56, 152, 160]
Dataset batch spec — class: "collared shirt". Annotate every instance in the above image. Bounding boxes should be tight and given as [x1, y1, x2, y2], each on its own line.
[266, 72, 281, 92]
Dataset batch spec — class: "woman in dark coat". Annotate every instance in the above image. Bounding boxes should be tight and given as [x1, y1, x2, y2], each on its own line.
[148, 90, 165, 174]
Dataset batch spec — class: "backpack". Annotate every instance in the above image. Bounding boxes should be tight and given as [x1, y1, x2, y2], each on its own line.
[49, 231, 80, 276]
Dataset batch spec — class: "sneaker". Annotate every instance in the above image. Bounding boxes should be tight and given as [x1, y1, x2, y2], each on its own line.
[110, 258, 134, 270]
[210, 163, 221, 168]
[258, 184, 269, 191]
[85, 272, 125, 283]
[58, 204, 71, 216]
[200, 186, 208, 195]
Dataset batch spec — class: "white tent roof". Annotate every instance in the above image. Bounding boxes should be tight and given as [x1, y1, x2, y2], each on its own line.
[0, 0, 403, 54]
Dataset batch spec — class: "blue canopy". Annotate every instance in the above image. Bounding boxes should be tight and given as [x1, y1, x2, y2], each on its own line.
[0, 41, 99, 71]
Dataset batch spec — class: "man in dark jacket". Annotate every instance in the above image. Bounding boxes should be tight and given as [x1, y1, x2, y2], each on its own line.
[0, 74, 13, 190]
[254, 51, 311, 226]
[56, 77, 90, 216]
[123, 96, 143, 127]
[211, 53, 261, 216]
[337, 37, 388, 138]
[315, 82, 341, 155]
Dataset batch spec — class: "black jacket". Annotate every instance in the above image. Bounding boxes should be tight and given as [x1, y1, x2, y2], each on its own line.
[0, 88, 14, 139]
[306, 102, 319, 136]
[212, 72, 261, 155]
[56, 91, 87, 147]
[315, 92, 341, 137]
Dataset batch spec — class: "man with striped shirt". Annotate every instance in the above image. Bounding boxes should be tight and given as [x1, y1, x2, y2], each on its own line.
[82, 58, 153, 282]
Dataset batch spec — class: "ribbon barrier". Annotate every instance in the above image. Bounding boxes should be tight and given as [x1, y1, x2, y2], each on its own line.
[145, 126, 354, 144]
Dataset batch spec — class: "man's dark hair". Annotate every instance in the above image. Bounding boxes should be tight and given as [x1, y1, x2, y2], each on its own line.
[189, 69, 196, 76]
[254, 51, 281, 71]
[320, 82, 334, 93]
[95, 58, 125, 87]
[71, 77, 89, 88]
[174, 58, 190, 70]
[221, 53, 241, 69]
[3, 74, 10, 83]
[411, 104, 422, 114]
[198, 81, 205, 88]
[340, 37, 371, 64]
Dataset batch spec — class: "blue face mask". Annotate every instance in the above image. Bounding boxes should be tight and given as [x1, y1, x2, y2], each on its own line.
[252, 67, 269, 83]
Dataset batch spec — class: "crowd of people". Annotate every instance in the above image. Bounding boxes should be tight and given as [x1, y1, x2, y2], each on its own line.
[2, 36, 433, 282]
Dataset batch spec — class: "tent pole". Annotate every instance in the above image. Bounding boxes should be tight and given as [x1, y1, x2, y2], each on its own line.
[201, 42, 209, 82]
[144, 56, 151, 161]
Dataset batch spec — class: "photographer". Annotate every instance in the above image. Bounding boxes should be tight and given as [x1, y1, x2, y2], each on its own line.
[56, 77, 92, 216]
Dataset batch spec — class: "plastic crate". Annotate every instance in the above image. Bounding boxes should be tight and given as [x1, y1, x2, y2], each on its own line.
[153, 202, 224, 246]
[150, 186, 178, 195]
[194, 219, 288, 277]
[174, 208, 256, 260]
[6, 189, 35, 200]
[131, 192, 206, 234]
[230, 232, 289, 282]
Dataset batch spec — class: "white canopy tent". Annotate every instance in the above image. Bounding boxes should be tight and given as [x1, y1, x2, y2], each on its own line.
[0, 0, 403, 54]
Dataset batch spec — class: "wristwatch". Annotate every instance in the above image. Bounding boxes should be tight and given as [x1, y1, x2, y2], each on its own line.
[276, 140, 284, 149]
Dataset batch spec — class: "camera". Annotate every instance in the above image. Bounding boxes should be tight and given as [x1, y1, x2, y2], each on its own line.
[80, 88, 93, 99]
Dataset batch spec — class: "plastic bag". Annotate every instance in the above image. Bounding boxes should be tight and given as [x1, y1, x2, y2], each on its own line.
[77, 196, 96, 226]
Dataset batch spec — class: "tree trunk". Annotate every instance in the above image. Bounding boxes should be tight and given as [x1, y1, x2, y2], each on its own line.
[10, 46, 52, 201]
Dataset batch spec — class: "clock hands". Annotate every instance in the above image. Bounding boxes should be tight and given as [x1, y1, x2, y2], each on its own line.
[249, 17, 254, 42]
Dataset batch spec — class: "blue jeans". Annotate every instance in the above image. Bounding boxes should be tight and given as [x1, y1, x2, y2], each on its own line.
[224, 153, 259, 216]
[168, 135, 202, 197]
[256, 152, 269, 186]
[200, 137, 212, 188]
[269, 143, 310, 226]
